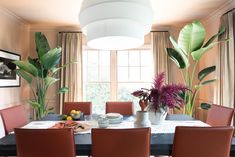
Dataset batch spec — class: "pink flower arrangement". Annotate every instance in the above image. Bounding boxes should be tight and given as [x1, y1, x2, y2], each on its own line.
[131, 72, 189, 112]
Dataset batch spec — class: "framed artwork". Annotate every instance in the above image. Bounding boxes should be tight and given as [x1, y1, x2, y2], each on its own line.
[0, 49, 21, 87]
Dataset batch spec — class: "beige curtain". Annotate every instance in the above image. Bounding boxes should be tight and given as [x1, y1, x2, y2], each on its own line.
[216, 9, 235, 109]
[152, 31, 172, 83]
[58, 32, 83, 113]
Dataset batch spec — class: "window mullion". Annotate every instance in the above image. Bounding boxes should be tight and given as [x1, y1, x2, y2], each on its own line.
[110, 50, 117, 100]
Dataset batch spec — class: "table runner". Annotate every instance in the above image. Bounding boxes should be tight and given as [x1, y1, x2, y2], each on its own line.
[22, 120, 209, 134]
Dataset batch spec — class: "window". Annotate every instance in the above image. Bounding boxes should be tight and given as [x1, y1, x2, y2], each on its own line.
[82, 48, 153, 114]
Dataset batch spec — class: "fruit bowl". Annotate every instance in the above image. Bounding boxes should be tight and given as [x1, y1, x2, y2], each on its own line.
[71, 113, 81, 120]
[70, 110, 82, 120]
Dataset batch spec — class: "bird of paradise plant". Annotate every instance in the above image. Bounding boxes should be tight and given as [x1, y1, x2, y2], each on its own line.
[165, 20, 227, 116]
[13, 32, 69, 119]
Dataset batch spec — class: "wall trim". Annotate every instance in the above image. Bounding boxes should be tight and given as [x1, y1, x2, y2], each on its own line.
[0, 6, 27, 25]
[30, 24, 81, 32]
[202, 0, 235, 25]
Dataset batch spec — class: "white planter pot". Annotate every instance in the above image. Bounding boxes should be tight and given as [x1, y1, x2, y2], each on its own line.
[149, 110, 167, 125]
[134, 111, 151, 127]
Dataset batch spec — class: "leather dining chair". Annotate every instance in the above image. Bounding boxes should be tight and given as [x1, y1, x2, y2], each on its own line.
[206, 104, 234, 126]
[1, 105, 28, 134]
[15, 128, 76, 157]
[92, 128, 150, 157]
[105, 101, 134, 115]
[172, 126, 233, 157]
[0, 114, 5, 138]
[63, 102, 92, 115]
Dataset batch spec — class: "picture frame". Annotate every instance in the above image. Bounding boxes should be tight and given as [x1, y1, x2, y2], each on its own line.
[0, 49, 21, 87]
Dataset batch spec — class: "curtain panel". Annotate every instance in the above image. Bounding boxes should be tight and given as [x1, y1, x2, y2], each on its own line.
[152, 31, 172, 83]
[58, 32, 83, 114]
[216, 9, 235, 109]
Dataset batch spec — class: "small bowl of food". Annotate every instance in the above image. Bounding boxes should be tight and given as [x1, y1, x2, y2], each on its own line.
[70, 110, 82, 120]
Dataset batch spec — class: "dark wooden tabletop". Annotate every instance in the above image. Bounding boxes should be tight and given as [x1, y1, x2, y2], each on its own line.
[0, 114, 234, 156]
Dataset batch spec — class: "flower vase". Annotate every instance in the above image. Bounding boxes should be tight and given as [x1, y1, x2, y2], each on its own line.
[134, 111, 151, 128]
[149, 108, 167, 125]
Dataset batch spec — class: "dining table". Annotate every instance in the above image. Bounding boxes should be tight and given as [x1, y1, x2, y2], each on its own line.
[0, 113, 235, 156]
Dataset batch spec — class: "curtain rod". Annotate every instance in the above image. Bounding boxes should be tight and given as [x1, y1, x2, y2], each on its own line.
[59, 31, 82, 33]
[222, 8, 235, 15]
[150, 31, 168, 32]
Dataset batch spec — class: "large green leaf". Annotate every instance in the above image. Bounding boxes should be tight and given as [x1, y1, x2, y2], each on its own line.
[28, 57, 48, 78]
[165, 48, 185, 69]
[178, 21, 206, 53]
[194, 79, 216, 89]
[201, 79, 216, 85]
[203, 26, 225, 47]
[198, 66, 216, 81]
[169, 36, 190, 67]
[35, 32, 50, 58]
[13, 61, 38, 77]
[16, 69, 33, 84]
[28, 100, 40, 109]
[191, 42, 218, 61]
[45, 77, 59, 89]
[28, 57, 40, 69]
[41, 47, 61, 70]
[51, 61, 78, 76]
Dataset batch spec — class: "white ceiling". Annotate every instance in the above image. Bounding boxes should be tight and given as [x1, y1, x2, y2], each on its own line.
[0, 0, 231, 28]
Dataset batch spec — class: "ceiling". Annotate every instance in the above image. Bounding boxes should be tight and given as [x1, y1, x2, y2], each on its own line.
[0, 0, 231, 28]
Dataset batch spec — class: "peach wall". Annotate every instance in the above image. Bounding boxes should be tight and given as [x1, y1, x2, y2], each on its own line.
[199, 1, 235, 106]
[0, 8, 30, 109]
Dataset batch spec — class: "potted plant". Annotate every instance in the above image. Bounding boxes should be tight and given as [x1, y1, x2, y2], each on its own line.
[13, 32, 69, 119]
[165, 20, 227, 116]
[132, 72, 188, 125]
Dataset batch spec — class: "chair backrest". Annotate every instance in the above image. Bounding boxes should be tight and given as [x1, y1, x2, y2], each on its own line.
[92, 128, 150, 157]
[105, 101, 134, 115]
[172, 126, 233, 157]
[63, 102, 92, 115]
[1, 105, 28, 134]
[206, 104, 234, 126]
[15, 128, 76, 157]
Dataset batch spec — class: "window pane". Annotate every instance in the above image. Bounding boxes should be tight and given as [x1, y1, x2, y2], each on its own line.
[87, 67, 98, 81]
[117, 83, 152, 112]
[83, 47, 153, 114]
[100, 67, 110, 81]
[141, 67, 153, 81]
[100, 51, 110, 66]
[87, 50, 98, 67]
[117, 51, 128, 66]
[129, 50, 140, 66]
[84, 83, 110, 114]
[118, 67, 128, 81]
[82, 51, 88, 81]
[141, 50, 152, 66]
[129, 67, 140, 81]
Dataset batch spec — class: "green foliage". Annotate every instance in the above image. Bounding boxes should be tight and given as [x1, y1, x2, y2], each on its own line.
[165, 20, 227, 116]
[198, 66, 216, 81]
[13, 32, 68, 119]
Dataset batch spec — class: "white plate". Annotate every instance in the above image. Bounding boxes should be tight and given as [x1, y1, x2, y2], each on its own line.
[107, 115, 123, 124]
[106, 113, 121, 119]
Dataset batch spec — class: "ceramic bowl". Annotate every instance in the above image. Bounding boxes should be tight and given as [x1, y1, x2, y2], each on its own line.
[71, 113, 81, 120]
[98, 118, 109, 128]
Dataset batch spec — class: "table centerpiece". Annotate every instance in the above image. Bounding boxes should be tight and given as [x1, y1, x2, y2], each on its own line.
[132, 72, 189, 125]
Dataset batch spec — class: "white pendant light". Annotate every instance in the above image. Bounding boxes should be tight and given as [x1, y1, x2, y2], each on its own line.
[79, 0, 153, 50]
